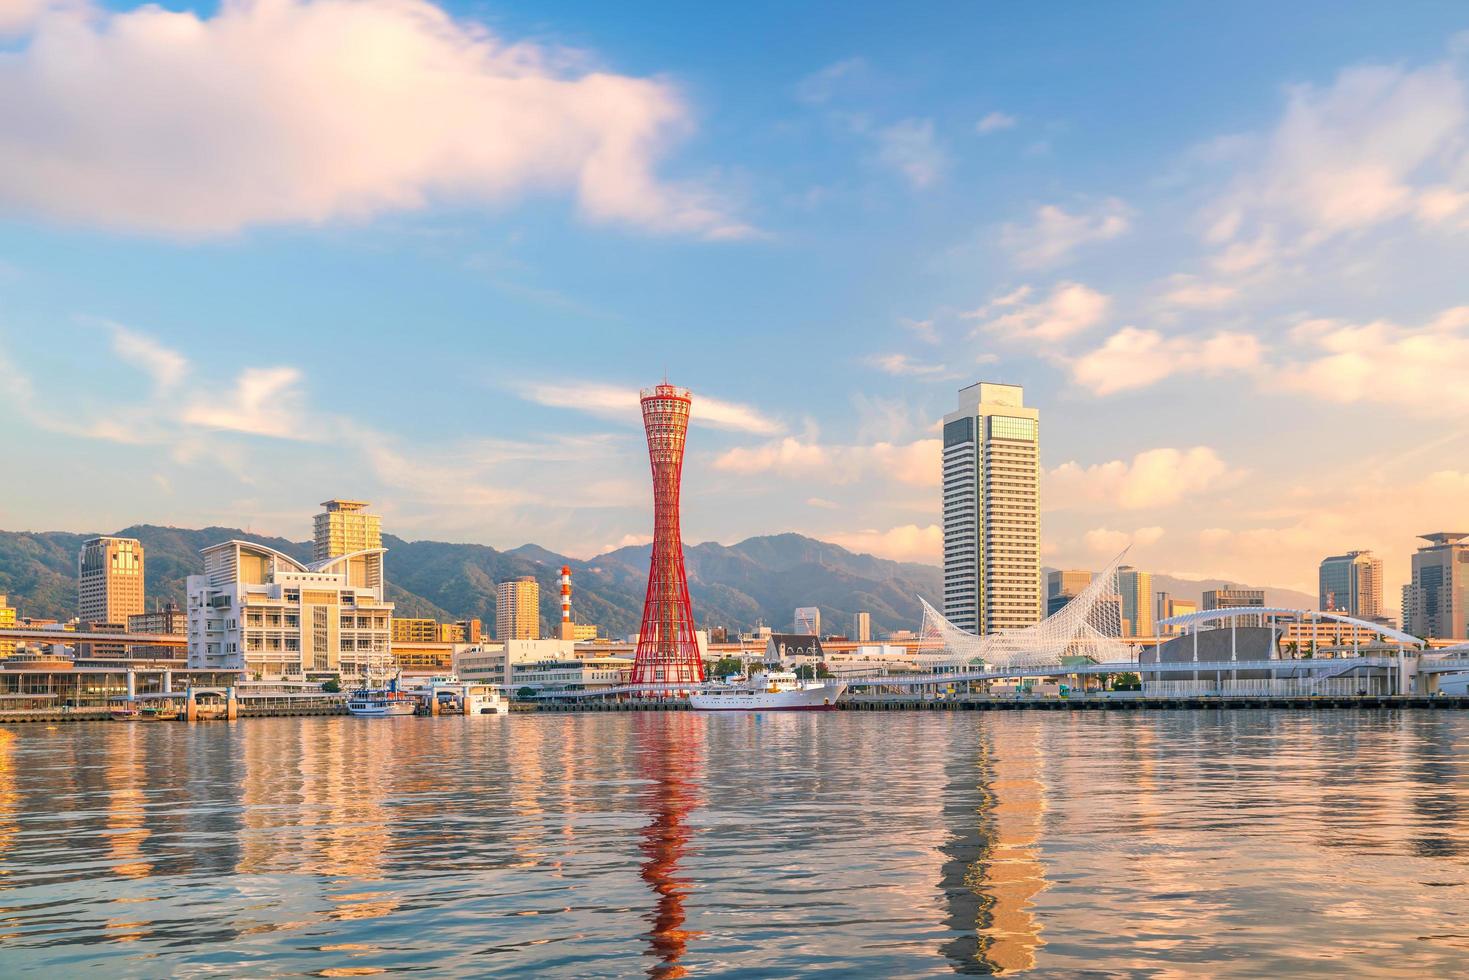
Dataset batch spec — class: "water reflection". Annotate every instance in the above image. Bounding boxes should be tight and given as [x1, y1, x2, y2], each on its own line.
[635, 713, 705, 979]
[940, 718, 1047, 974]
[1, 713, 1469, 975]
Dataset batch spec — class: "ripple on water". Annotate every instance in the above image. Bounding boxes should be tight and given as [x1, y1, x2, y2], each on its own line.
[0, 711, 1466, 975]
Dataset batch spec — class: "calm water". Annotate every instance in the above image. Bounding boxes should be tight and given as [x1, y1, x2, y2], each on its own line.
[0, 711, 1468, 976]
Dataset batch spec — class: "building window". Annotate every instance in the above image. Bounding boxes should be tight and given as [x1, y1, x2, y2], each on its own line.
[988, 416, 1037, 442]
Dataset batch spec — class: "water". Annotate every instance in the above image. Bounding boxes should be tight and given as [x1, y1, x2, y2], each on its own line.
[1, 711, 1468, 976]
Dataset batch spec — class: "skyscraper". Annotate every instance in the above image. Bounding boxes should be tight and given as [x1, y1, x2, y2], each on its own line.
[631, 383, 704, 686]
[1318, 550, 1383, 619]
[1116, 566, 1153, 637]
[78, 536, 146, 625]
[496, 576, 541, 641]
[1046, 570, 1092, 616]
[794, 606, 820, 636]
[313, 498, 385, 595]
[852, 611, 871, 643]
[942, 382, 1041, 634]
[1403, 533, 1469, 639]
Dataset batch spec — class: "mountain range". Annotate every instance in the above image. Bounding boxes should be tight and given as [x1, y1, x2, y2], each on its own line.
[0, 525, 1315, 638]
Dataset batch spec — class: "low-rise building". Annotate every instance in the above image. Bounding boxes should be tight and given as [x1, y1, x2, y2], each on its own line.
[0, 595, 14, 659]
[392, 618, 439, 643]
[513, 656, 633, 694]
[186, 540, 393, 680]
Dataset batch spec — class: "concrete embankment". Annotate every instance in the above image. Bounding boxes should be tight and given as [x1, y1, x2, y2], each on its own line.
[537, 695, 1469, 713]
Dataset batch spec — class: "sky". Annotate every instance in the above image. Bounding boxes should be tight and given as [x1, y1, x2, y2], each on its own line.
[1, 0, 1468, 603]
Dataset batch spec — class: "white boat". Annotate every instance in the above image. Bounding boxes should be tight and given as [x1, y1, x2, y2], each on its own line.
[346, 688, 419, 717]
[690, 670, 846, 711]
[462, 684, 509, 715]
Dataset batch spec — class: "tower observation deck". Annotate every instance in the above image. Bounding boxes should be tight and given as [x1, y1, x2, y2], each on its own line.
[631, 383, 704, 687]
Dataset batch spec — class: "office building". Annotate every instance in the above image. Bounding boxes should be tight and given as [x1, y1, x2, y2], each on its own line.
[942, 382, 1041, 634]
[437, 622, 466, 643]
[571, 623, 599, 642]
[1154, 593, 1198, 636]
[1117, 566, 1153, 637]
[794, 606, 821, 636]
[1404, 533, 1469, 639]
[1318, 550, 1383, 619]
[127, 603, 187, 660]
[1203, 587, 1265, 628]
[497, 576, 541, 640]
[0, 594, 13, 659]
[78, 536, 146, 626]
[1046, 569, 1092, 616]
[852, 611, 871, 643]
[186, 539, 393, 678]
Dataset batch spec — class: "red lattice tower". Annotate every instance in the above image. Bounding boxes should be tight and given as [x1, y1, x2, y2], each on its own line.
[631, 383, 705, 687]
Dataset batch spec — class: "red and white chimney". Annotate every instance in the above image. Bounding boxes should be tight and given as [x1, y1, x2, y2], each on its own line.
[559, 565, 573, 640]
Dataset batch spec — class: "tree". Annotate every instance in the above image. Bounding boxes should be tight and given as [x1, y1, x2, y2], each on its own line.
[321, 678, 341, 693]
[795, 663, 833, 680]
[711, 656, 747, 678]
[516, 687, 538, 700]
[1111, 672, 1141, 691]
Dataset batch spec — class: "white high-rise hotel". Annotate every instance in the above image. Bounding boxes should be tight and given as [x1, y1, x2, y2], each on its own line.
[942, 382, 1042, 634]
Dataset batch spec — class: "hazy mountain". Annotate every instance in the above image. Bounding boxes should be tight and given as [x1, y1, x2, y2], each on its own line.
[0, 525, 1316, 636]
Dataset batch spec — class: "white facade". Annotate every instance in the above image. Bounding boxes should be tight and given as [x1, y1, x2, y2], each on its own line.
[794, 606, 821, 636]
[186, 540, 392, 679]
[941, 382, 1042, 635]
[852, 611, 871, 643]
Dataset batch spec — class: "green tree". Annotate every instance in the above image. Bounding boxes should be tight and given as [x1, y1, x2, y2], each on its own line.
[321, 678, 341, 693]
[795, 663, 833, 680]
[711, 656, 747, 678]
[516, 686, 538, 699]
[1111, 672, 1141, 691]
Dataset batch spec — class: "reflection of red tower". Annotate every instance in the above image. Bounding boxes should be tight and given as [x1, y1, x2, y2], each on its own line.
[631, 383, 705, 686]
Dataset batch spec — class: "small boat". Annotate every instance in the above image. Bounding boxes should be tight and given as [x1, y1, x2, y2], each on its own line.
[462, 684, 509, 715]
[346, 688, 419, 717]
[690, 670, 846, 711]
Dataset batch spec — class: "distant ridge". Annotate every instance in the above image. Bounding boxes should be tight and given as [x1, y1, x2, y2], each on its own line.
[0, 525, 1314, 637]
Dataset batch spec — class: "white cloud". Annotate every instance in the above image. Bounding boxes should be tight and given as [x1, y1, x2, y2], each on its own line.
[795, 57, 866, 105]
[1084, 526, 1164, 553]
[1069, 327, 1264, 395]
[874, 118, 947, 189]
[1001, 198, 1131, 268]
[713, 436, 939, 487]
[1157, 275, 1237, 309]
[826, 524, 941, 563]
[864, 353, 950, 377]
[182, 367, 307, 439]
[806, 497, 839, 510]
[1274, 306, 1469, 415]
[102, 320, 189, 390]
[900, 317, 938, 344]
[513, 380, 782, 434]
[0, 0, 749, 238]
[1203, 58, 1469, 260]
[976, 111, 1017, 134]
[968, 281, 1109, 343]
[1049, 447, 1243, 511]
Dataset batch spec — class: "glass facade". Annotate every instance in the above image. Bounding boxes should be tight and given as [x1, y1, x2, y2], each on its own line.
[989, 415, 1037, 442]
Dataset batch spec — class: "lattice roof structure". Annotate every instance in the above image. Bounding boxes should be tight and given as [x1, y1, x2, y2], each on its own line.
[918, 549, 1136, 669]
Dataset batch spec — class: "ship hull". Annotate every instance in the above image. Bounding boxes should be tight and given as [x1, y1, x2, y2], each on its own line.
[690, 683, 846, 711]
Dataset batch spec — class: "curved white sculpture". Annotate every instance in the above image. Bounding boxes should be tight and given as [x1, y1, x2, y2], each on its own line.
[918, 549, 1135, 669]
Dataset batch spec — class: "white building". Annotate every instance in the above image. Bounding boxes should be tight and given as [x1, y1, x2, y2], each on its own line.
[186, 540, 393, 679]
[942, 382, 1042, 635]
[513, 656, 633, 694]
[852, 611, 871, 643]
[794, 606, 821, 636]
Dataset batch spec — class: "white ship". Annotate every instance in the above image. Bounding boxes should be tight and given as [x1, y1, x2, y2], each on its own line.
[346, 688, 418, 717]
[690, 670, 845, 711]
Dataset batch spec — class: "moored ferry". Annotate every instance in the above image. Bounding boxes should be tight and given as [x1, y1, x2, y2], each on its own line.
[690, 670, 845, 711]
[346, 688, 418, 717]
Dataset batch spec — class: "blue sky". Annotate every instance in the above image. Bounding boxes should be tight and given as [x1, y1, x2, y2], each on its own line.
[2, 0, 1469, 600]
